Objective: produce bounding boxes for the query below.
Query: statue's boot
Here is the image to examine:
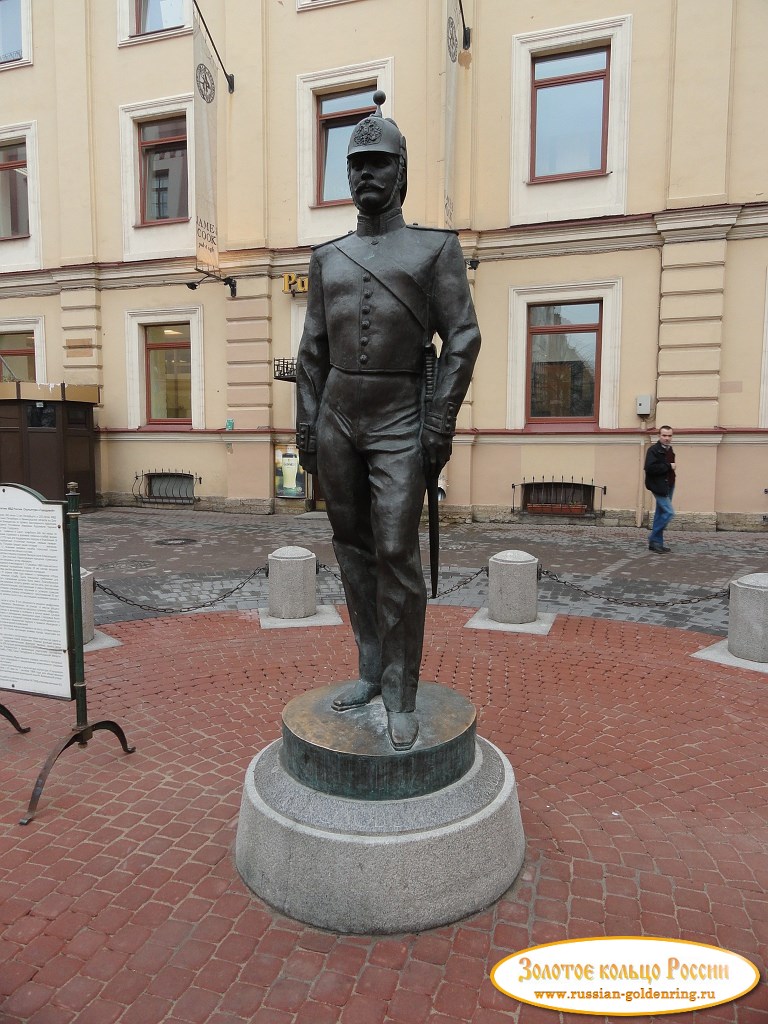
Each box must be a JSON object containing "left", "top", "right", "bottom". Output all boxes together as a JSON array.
[
  {"left": 332, "top": 679, "right": 381, "bottom": 711},
  {"left": 386, "top": 711, "right": 419, "bottom": 751}
]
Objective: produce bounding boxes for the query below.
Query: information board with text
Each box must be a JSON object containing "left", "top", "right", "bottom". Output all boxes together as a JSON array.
[{"left": 0, "top": 484, "right": 74, "bottom": 700}]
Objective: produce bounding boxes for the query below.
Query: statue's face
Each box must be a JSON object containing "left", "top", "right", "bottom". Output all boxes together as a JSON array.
[{"left": 348, "top": 152, "right": 400, "bottom": 214}]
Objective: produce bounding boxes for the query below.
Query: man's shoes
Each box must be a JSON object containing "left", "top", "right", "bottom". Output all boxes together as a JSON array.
[
  {"left": 648, "top": 544, "right": 671, "bottom": 553},
  {"left": 332, "top": 679, "right": 381, "bottom": 711},
  {"left": 387, "top": 711, "right": 419, "bottom": 751}
]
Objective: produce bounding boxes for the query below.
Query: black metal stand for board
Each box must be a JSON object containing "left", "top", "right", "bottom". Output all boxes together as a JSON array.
[
  {"left": 19, "top": 483, "right": 135, "bottom": 825},
  {"left": 0, "top": 704, "right": 30, "bottom": 734}
]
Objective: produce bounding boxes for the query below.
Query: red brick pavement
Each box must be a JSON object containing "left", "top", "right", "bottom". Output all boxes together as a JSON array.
[{"left": 0, "top": 608, "right": 766, "bottom": 1023}]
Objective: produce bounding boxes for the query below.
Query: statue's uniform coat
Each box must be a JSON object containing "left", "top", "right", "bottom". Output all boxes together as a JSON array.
[{"left": 297, "top": 207, "right": 480, "bottom": 714}]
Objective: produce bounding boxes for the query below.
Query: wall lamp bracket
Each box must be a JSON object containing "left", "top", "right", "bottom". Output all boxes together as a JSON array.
[
  {"left": 465, "top": 258, "right": 480, "bottom": 271},
  {"left": 187, "top": 270, "right": 237, "bottom": 297}
]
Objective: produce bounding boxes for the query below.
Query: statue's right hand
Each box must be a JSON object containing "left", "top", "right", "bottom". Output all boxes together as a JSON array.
[{"left": 298, "top": 451, "right": 318, "bottom": 476}]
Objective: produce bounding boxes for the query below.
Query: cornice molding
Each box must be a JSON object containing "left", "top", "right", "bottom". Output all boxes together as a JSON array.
[
  {"left": 654, "top": 205, "right": 741, "bottom": 242},
  {"left": 4, "top": 203, "right": 768, "bottom": 299}
]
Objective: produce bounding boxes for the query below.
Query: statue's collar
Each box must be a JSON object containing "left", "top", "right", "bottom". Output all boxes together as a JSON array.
[{"left": 356, "top": 208, "right": 406, "bottom": 237}]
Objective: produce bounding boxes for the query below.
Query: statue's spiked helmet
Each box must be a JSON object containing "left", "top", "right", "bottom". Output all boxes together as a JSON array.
[{"left": 347, "top": 91, "right": 408, "bottom": 205}]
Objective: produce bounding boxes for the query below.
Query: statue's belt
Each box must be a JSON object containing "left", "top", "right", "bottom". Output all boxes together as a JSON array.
[{"left": 332, "top": 235, "right": 429, "bottom": 334}]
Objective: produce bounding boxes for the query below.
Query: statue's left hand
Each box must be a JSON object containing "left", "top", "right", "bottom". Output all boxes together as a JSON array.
[{"left": 421, "top": 426, "right": 452, "bottom": 476}]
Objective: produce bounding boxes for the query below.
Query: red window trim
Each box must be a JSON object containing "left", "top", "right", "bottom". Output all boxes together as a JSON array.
[
  {"left": 315, "top": 89, "right": 376, "bottom": 207},
  {"left": 137, "top": 117, "right": 188, "bottom": 226},
  {"left": 529, "top": 46, "right": 611, "bottom": 185},
  {"left": 144, "top": 325, "right": 192, "bottom": 424},
  {"left": 525, "top": 301, "right": 603, "bottom": 427}
]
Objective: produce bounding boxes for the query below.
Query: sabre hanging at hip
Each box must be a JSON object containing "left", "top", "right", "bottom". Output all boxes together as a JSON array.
[{"left": 424, "top": 343, "right": 440, "bottom": 600}]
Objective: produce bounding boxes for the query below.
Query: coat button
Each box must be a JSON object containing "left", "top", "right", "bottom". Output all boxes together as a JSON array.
[
  {"left": 359, "top": 353, "right": 369, "bottom": 364},
  {"left": 363, "top": 274, "right": 371, "bottom": 282},
  {"left": 364, "top": 290, "right": 372, "bottom": 298},
  {"left": 362, "top": 305, "right": 370, "bottom": 314},
  {"left": 360, "top": 336, "right": 369, "bottom": 345},
  {"left": 361, "top": 320, "right": 370, "bottom": 330},
  {"left": 371, "top": 239, "right": 379, "bottom": 245}
]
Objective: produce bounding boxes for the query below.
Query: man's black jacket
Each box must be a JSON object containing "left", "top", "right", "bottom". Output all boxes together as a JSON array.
[{"left": 644, "top": 440, "right": 674, "bottom": 497}]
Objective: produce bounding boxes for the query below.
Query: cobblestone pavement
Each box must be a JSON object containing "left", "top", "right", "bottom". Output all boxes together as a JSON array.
[
  {"left": 79, "top": 508, "right": 768, "bottom": 635},
  {"left": 1, "top": 609, "right": 766, "bottom": 1023}
]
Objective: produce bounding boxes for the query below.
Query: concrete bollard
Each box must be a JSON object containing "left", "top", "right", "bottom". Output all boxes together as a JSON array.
[
  {"left": 488, "top": 550, "right": 539, "bottom": 625},
  {"left": 727, "top": 573, "right": 768, "bottom": 663},
  {"left": 80, "top": 568, "right": 95, "bottom": 644},
  {"left": 268, "top": 546, "right": 317, "bottom": 619}
]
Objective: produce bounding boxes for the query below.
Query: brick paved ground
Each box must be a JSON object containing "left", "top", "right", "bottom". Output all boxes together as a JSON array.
[{"left": 1, "top": 602, "right": 766, "bottom": 1023}]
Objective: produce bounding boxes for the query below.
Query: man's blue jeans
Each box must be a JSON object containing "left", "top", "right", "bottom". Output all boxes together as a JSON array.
[{"left": 649, "top": 488, "right": 675, "bottom": 548}]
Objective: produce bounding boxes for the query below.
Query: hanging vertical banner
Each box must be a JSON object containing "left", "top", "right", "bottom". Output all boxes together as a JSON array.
[
  {"left": 443, "top": 0, "right": 461, "bottom": 228},
  {"left": 194, "top": 8, "right": 219, "bottom": 274}
]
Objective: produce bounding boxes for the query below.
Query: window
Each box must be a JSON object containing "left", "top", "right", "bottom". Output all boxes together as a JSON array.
[
  {"left": 0, "top": 122, "right": 39, "bottom": 270},
  {"left": 120, "top": 97, "right": 194, "bottom": 260},
  {"left": 508, "top": 281, "right": 621, "bottom": 430},
  {"left": 511, "top": 16, "right": 631, "bottom": 225},
  {"left": 297, "top": 59, "right": 393, "bottom": 245},
  {"left": 139, "top": 116, "right": 188, "bottom": 224},
  {"left": 118, "top": 0, "right": 190, "bottom": 45},
  {"left": 0, "top": 330, "right": 34, "bottom": 380},
  {"left": 317, "top": 88, "right": 376, "bottom": 205},
  {"left": 527, "top": 303, "right": 601, "bottom": 422},
  {"left": 125, "top": 307, "right": 203, "bottom": 428},
  {"left": 0, "top": 0, "right": 21, "bottom": 63},
  {"left": 145, "top": 323, "right": 192, "bottom": 422},
  {"left": 0, "top": 140, "right": 28, "bottom": 238},
  {"left": 531, "top": 48, "right": 609, "bottom": 182},
  {"left": 134, "top": 0, "right": 184, "bottom": 35},
  {"left": 0, "top": 318, "right": 45, "bottom": 381}
]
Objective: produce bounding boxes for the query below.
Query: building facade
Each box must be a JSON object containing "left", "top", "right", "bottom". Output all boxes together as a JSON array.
[{"left": 1, "top": 0, "right": 767, "bottom": 529}]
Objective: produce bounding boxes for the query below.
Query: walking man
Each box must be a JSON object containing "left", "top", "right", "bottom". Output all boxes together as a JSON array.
[
  {"left": 295, "top": 92, "right": 481, "bottom": 751},
  {"left": 644, "top": 425, "right": 676, "bottom": 553}
]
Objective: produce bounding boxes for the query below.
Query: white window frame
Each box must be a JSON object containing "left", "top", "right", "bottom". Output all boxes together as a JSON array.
[
  {"left": 0, "top": 0, "right": 32, "bottom": 71},
  {"left": 297, "top": 0, "right": 361, "bottom": 9},
  {"left": 0, "top": 120, "right": 41, "bottom": 272},
  {"left": 291, "top": 300, "right": 307, "bottom": 358},
  {"left": 508, "top": 280, "right": 622, "bottom": 430},
  {"left": 125, "top": 306, "right": 204, "bottom": 429},
  {"left": 119, "top": 95, "right": 194, "bottom": 262},
  {"left": 0, "top": 315, "right": 46, "bottom": 383},
  {"left": 117, "top": 0, "right": 192, "bottom": 47},
  {"left": 297, "top": 58, "right": 394, "bottom": 246},
  {"left": 510, "top": 15, "right": 632, "bottom": 225}
]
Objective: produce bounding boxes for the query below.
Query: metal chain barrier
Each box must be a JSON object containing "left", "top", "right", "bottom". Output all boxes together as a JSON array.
[
  {"left": 319, "top": 562, "right": 488, "bottom": 600},
  {"left": 430, "top": 566, "right": 488, "bottom": 600},
  {"left": 539, "top": 567, "right": 730, "bottom": 609},
  {"left": 95, "top": 567, "right": 267, "bottom": 615},
  {"left": 95, "top": 561, "right": 730, "bottom": 616}
]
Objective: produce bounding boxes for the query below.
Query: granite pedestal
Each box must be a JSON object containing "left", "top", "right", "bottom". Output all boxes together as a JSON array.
[{"left": 236, "top": 681, "right": 525, "bottom": 934}]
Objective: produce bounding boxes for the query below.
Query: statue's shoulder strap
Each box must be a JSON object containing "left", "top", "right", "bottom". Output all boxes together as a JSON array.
[
  {"left": 312, "top": 230, "right": 355, "bottom": 252},
  {"left": 332, "top": 234, "right": 429, "bottom": 331}
]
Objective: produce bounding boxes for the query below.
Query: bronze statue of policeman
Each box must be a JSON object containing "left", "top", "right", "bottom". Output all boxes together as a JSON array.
[{"left": 296, "top": 92, "right": 481, "bottom": 752}]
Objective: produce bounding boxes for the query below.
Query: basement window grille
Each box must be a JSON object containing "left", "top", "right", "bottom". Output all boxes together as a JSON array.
[
  {"left": 512, "top": 478, "right": 606, "bottom": 517},
  {"left": 133, "top": 469, "right": 201, "bottom": 506}
]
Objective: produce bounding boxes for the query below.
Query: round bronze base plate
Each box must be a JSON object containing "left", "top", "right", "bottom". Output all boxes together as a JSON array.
[{"left": 280, "top": 681, "right": 476, "bottom": 800}]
